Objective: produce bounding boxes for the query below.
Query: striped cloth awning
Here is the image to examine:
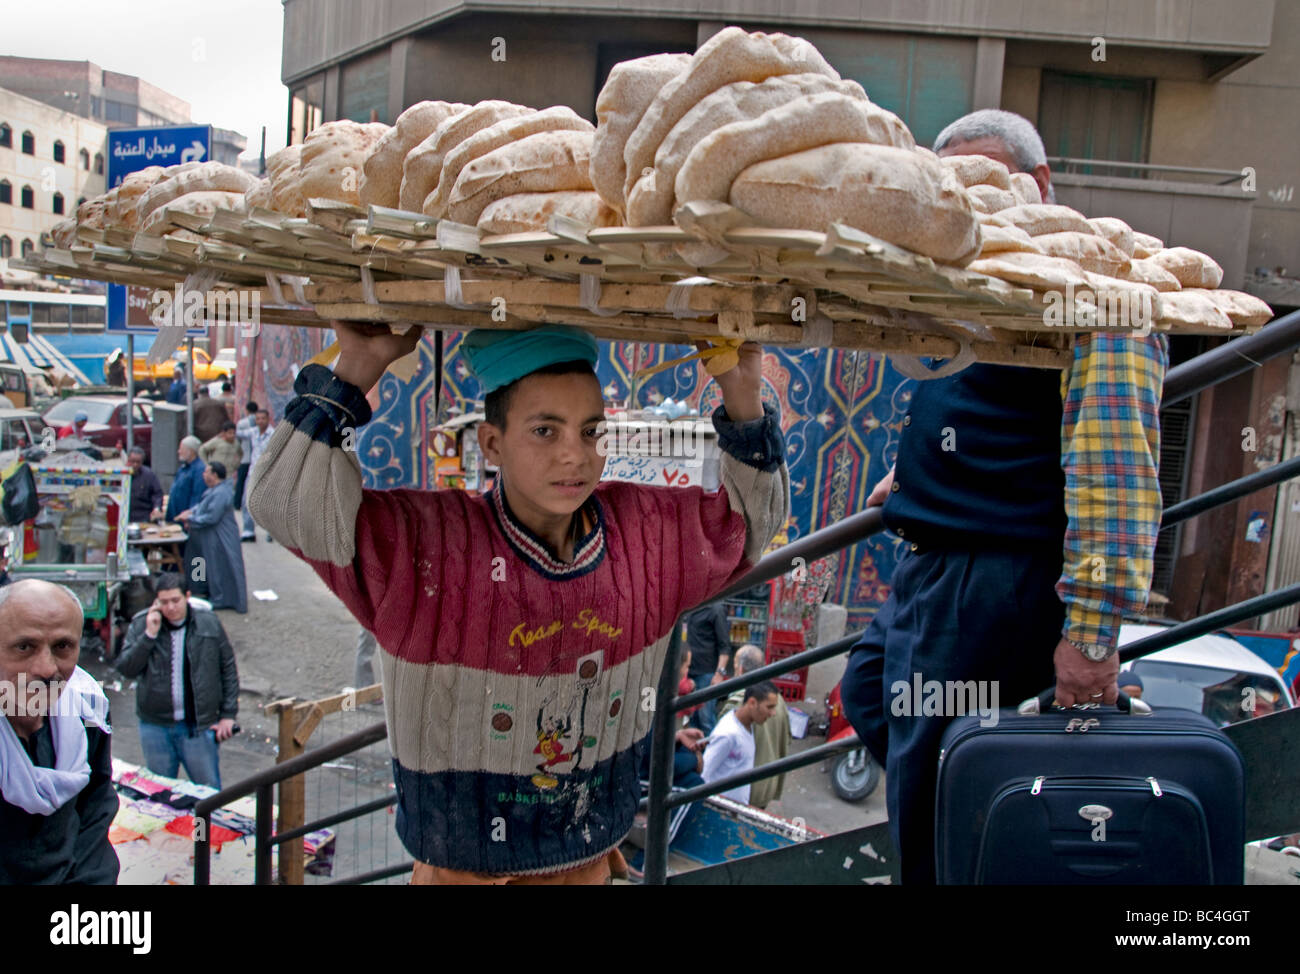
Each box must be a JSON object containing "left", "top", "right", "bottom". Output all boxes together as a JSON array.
[{"left": 0, "top": 333, "right": 91, "bottom": 384}]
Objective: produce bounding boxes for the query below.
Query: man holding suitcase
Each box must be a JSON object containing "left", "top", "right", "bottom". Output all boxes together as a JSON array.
[{"left": 840, "top": 109, "right": 1168, "bottom": 884}]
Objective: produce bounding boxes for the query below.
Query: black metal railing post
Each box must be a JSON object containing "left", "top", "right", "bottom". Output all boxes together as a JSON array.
[
  {"left": 254, "top": 782, "right": 274, "bottom": 885},
  {"left": 643, "top": 625, "right": 684, "bottom": 886},
  {"left": 1162, "top": 310, "right": 1300, "bottom": 407}
]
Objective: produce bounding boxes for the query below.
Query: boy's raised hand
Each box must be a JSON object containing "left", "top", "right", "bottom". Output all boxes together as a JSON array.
[
  {"left": 331, "top": 320, "right": 424, "bottom": 393},
  {"left": 702, "top": 340, "right": 764, "bottom": 422}
]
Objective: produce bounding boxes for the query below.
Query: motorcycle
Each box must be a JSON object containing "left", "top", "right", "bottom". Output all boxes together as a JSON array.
[{"left": 823, "top": 681, "right": 882, "bottom": 802}]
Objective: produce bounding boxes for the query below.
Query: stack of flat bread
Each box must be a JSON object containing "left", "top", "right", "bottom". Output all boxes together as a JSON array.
[
  {"left": 253, "top": 120, "right": 391, "bottom": 218},
  {"left": 955, "top": 162, "right": 1269, "bottom": 329},
  {"left": 339, "top": 98, "right": 618, "bottom": 234},
  {"left": 590, "top": 27, "right": 979, "bottom": 265},
  {"left": 59, "top": 162, "right": 257, "bottom": 242}
]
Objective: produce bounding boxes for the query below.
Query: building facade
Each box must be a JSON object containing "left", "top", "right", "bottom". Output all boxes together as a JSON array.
[
  {"left": 0, "top": 86, "right": 106, "bottom": 273},
  {"left": 274, "top": 0, "right": 1299, "bottom": 627},
  {"left": 0, "top": 57, "right": 247, "bottom": 171}
]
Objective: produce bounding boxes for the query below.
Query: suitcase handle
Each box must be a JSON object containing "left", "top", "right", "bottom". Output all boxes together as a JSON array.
[{"left": 1017, "top": 687, "right": 1152, "bottom": 716}]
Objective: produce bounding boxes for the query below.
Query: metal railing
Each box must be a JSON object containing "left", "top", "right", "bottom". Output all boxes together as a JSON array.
[
  {"left": 1047, "top": 156, "right": 1247, "bottom": 187},
  {"left": 193, "top": 719, "right": 411, "bottom": 885},
  {"left": 642, "top": 312, "right": 1300, "bottom": 883},
  {"left": 194, "top": 313, "right": 1300, "bottom": 885}
]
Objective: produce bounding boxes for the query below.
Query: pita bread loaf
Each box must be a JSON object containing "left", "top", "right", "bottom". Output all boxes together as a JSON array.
[
  {"left": 426, "top": 106, "right": 593, "bottom": 218},
  {"left": 292, "top": 120, "right": 389, "bottom": 209},
  {"left": 939, "top": 154, "right": 1011, "bottom": 190},
  {"left": 244, "top": 177, "right": 273, "bottom": 211},
  {"left": 977, "top": 222, "right": 1041, "bottom": 256},
  {"left": 1158, "top": 289, "right": 1233, "bottom": 330},
  {"left": 590, "top": 53, "right": 692, "bottom": 215},
  {"left": 1008, "top": 172, "right": 1042, "bottom": 205},
  {"left": 75, "top": 194, "right": 109, "bottom": 231},
  {"left": 997, "top": 203, "right": 1094, "bottom": 237},
  {"left": 399, "top": 101, "right": 532, "bottom": 212},
  {"left": 1148, "top": 246, "right": 1224, "bottom": 289},
  {"left": 676, "top": 92, "right": 915, "bottom": 209},
  {"left": 268, "top": 145, "right": 306, "bottom": 216},
  {"left": 477, "top": 191, "right": 619, "bottom": 234},
  {"left": 968, "top": 251, "right": 1089, "bottom": 291},
  {"left": 1122, "top": 257, "right": 1182, "bottom": 292},
  {"left": 444, "top": 129, "right": 594, "bottom": 226},
  {"left": 728, "top": 142, "right": 980, "bottom": 264},
  {"left": 1087, "top": 217, "right": 1135, "bottom": 257},
  {"left": 136, "top": 162, "right": 258, "bottom": 223},
  {"left": 966, "top": 184, "right": 1017, "bottom": 214},
  {"left": 625, "top": 73, "right": 870, "bottom": 227},
  {"left": 1033, "top": 231, "right": 1130, "bottom": 276},
  {"left": 109, "top": 166, "right": 166, "bottom": 230},
  {"left": 359, "top": 100, "right": 469, "bottom": 208},
  {"left": 265, "top": 144, "right": 302, "bottom": 181},
  {"left": 623, "top": 27, "right": 839, "bottom": 200},
  {"left": 1131, "top": 231, "right": 1164, "bottom": 259},
  {"left": 49, "top": 217, "right": 77, "bottom": 248},
  {"left": 1196, "top": 288, "right": 1273, "bottom": 327},
  {"left": 140, "top": 191, "right": 245, "bottom": 234}
]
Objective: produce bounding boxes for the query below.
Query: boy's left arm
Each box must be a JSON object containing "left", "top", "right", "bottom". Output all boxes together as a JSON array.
[{"left": 710, "top": 342, "right": 791, "bottom": 566}]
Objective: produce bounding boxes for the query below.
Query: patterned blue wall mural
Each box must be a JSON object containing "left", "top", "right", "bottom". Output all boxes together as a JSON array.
[{"left": 244, "top": 327, "right": 914, "bottom": 626}]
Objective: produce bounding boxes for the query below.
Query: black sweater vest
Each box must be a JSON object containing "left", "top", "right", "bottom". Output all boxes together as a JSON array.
[{"left": 882, "top": 363, "right": 1067, "bottom": 550}]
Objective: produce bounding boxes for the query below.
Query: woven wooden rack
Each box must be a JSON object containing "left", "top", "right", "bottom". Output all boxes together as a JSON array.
[{"left": 15, "top": 197, "right": 1256, "bottom": 372}]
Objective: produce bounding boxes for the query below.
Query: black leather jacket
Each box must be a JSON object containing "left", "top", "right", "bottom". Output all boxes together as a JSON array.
[{"left": 115, "top": 606, "right": 239, "bottom": 725}]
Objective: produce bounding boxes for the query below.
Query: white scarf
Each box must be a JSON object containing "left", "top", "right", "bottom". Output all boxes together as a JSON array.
[{"left": 0, "top": 666, "right": 111, "bottom": 816}]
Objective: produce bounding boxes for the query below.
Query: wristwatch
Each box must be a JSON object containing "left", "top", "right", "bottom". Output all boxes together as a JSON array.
[{"left": 1065, "top": 635, "right": 1117, "bottom": 662}]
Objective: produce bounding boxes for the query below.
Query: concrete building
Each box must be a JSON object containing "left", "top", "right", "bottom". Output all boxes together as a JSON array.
[
  {"left": 0, "top": 85, "right": 106, "bottom": 273},
  {"left": 276, "top": 0, "right": 1300, "bottom": 625},
  {"left": 0, "top": 57, "right": 247, "bottom": 170}
]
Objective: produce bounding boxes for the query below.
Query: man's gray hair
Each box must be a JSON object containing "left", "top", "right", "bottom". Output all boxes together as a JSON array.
[
  {"left": 128, "top": 446, "right": 146, "bottom": 458},
  {"left": 0, "top": 578, "right": 85, "bottom": 625},
  {"left": 933, "top": 109, "right": 1048, "bottom": 174},
  {"left": 734, "top": 644, "right": 765, "bottom": 675}
]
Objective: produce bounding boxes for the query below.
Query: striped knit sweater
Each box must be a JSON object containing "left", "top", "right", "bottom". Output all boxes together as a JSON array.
[{"left": 248, "top": 364, "right": 789, "bottom": 874}]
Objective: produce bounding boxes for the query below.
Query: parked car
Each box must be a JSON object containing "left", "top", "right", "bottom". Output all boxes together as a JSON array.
[
  {"left": 41, "top": 395, "right": 153, "bottom": 461},
  {"left": 1120, "top": 623, "right": 1295, "bottom": 725},
  {"left": 132, "top": 346, "right": 230, "bottom": 393},
  {"left": 0, "top": 407, "right": 43, "bottom": 454},
  {"left": 212, "top": 347, "right": 238, "bottom": 378}
]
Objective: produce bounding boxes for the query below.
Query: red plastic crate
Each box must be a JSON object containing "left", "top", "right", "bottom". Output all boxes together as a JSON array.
[
  {"left": 773, "top": 678, "right": 806, "bottom": 703},
  {"left": 767, "top": 629, "right": 808, "bottom": 693}
]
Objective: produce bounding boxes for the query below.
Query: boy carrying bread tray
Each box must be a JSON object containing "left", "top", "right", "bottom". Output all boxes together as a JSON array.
[{"left": 247, "top": 322, "right": 790, "bottom": 885}]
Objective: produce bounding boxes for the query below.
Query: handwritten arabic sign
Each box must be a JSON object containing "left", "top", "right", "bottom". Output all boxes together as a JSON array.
[{"left": 602, "top": 454, "right": 704, "bottom": 488}]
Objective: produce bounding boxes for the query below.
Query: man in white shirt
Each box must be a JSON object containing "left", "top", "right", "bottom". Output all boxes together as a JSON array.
[
  {"left": 701, "top": 680, "right": 780, "bottom": 803},
  {"left": 240, "top": 408, "right": 274, "bottom": 541}
]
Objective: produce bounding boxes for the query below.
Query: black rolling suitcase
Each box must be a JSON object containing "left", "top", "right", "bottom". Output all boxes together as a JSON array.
[{"left": 934, "top": 692, "right": 1245, "bottom": 884}]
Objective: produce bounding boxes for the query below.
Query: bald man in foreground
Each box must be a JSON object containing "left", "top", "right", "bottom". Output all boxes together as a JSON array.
[{"left": 0, "top": 580, "right": 119, "bottom": 884}]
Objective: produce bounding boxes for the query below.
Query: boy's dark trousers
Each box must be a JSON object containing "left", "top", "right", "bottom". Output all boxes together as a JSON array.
[{"left": 839, "top": 544, "right": 1063, "bottom": 884}]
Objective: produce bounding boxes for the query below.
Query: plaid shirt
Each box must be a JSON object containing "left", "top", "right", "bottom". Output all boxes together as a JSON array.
[{"left": 1058, "top": 332, "right": 1169, "bottom": 652}]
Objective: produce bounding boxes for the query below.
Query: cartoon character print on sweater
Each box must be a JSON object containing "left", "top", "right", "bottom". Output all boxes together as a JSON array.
[{"left": 530, "top": 648, "right": 603, "bottom": 789}]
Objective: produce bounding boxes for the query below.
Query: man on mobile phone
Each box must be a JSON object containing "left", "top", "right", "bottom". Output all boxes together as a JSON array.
[{"left": 114, "top": 573, "right": 240, "bottom": 789}]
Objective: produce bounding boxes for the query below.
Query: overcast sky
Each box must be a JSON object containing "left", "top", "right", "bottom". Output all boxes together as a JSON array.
[{"left": 7, "top": 0, "right": 288, "bottom": 158}]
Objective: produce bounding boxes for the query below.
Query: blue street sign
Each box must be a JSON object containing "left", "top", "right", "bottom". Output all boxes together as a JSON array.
[
  {"left": 106, "top": 125, "right": 213, "bottom": 188},
  {"left": 106, "top": 125, "right": 213, "bottom": 334}
]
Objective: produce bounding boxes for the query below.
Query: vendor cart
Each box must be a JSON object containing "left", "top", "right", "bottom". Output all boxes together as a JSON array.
[{"left": 3, "top": 451, "right": 134, "bottom": 653}]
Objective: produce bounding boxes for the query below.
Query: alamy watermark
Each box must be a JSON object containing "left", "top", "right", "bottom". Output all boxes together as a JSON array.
[
  {"left": 595, "top": 421, "right": 707, "bottom": 459},
  {"left": 890, "top": 673, "right": 1000, "bottom": 727},
  {"left": 1041, "top": 283, "right": 1155, "bottom": 335},
  {"left": 0, "top": 674, "right": 96, "bottom": 718},
  {"left": 148, "top": 283, "right": 260, "bottom": 337}
]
